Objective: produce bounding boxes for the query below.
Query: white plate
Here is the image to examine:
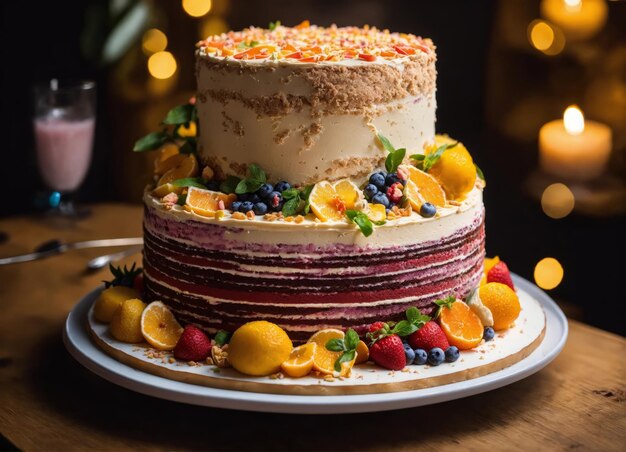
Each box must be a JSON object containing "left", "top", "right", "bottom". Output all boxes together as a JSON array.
[{"left": 63, "top": 275, "right": 568, "bottom": 414}]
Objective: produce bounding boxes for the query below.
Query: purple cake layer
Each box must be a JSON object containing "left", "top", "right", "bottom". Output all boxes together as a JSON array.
[{"left": 143, "top": 204, "right": 486, "bottom": 342}]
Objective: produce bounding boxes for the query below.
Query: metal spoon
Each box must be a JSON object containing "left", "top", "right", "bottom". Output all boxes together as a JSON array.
[{"left": 86, "top": 246, "right": 143, "bottom": 271}]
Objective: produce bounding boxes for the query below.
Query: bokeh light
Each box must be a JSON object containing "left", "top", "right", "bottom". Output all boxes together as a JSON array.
[
  {"left": 148, "top": 51, "right": 177, "bottom": 79},
  {"left": 182, "top": 0, "right": 212, "bottom": 17},
  {"left": 528, "top": 20, "right": 565, "bottom": 56},
  {"left": 199, "top": 16, "right": 229, "bottom": 39},
  {"left": 541, "top": 183, "right": 575, "bottom": 219},
  {"left": 563, "top": 105, "right": 585, "bottom": 135},
  {"left": 142, "top": 28, "right": 168, "bottom": 55},
  {"left": 534, "top": 258, "right": 564, "bottom": 290}
]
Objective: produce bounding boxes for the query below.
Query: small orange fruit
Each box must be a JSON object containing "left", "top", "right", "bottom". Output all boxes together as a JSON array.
[
  {"left": 479, "top": 283, "right": 521, "bottom": 331},
  {"left": 185, "top": 186, "right": 237, "bottom": 217},
  {"left": 109, "top": 298, "right": 147, "bottom": 343},
  {"left": 355, "top": 340, "right": 369, "bottom": 364},
  {"left": 426, "top": 135, "right": 476, "bottom": 201},
  {"left": 281, "top": 342, "right": 317, "bottom": 378},
  {"left": 309, "top": 179, "right": 361, "bottom": 222},
  {"left": 93, "top": 286, "right": 139, "bottom": 323},
  {"left": 484, "top": 256, "right": 500, "bottom": 275},
  {"left": 307, "top": 328, "right": 356, "bottom": 376},
  {"left": 228, "top": 321, "right": 293, "bottom": 376},
  {"left": 141, "top": 301, "right": 184, "bottom": 351},
  {"left": 154, "top": 142, "right": 182, "bottom": 175},
  {"left": 157, "top": 153, "right": 199, "bottom": 186},
  {"left": 400, "top": 165, "right": 446, "bottom": 210},
  {"left": 439, "top": 300, "right": 484, "bottom": 350}
]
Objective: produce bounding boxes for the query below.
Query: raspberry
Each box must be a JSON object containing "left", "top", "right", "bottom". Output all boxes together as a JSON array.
[{"left": 386, "top": 182, "right": 404, "bottom": 204}]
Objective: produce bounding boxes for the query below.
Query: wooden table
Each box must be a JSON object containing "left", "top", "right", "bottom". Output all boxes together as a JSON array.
[{"left": 0, "top": 203, "right": 624, "bottom": 450}]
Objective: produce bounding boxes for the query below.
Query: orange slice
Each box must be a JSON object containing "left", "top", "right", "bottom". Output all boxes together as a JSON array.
[
  {"left": 309, "top": 179, "right": 361, "bottom": 222},
  {"left": 280, "top": 342, "right": 317, "bottom": 378},
  {"left": 140, "top": 301, "right": 183, "bottom": 351},
  {"left": 479, "top": 283, "right": 521, "bottom": 331},
  {"left": 152, "top": 183, "right": 183, "bottom": 198},
  {"left": 366, "top": 204, "right": 387, "bottom": 223},
  {"left": 438, "top": 300, "right": 484, "bottom": 350},
  {"left": 153, "top": 142, "right": 181, "bottom": 175},
  {"left": 157, "top": 153, "right": 199, "bottom": 186},
  {"left": 307, "top": 328, "right": 355, "bottom": 376},
  {"left": 400, "top": 164, "right": 446, "bottom": 210},
  {"left": 355, "top": 340, "right": 369, "bottom": 364},
  {"left": 185, "top": 186, "right": 237, "bottom": 217}
]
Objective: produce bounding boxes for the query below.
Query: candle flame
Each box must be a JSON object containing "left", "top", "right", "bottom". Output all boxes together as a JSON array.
[
  {"left": 563, "top": 105, "right": 585, "bottom": 135},
  {"left": 564, "top": 0, "right": 581, "bottom": 8}
]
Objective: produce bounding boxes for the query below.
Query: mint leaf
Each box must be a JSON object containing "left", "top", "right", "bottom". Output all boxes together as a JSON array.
[
  {"left": 434, "top": 295, "right": 457, "bottom": 318},
  {"left": 406, "top": 306, "right": 420, "bottom": 323},
  {"left": 392, "top": 320, "right": 419, "bottom": 337},
  {"left": 410, "top": 153, "right": 426, "bottom": 161},
  {"left": 220, "top": 175, "right": 241, "bottom": 194},
  {"left": 214, "top": 330, "right": 231, "bottom": 346},
  {"left": 171, "top": 177, "right": 207, "bottom": 189},
  {"left": 133, "top": 131, "right": 169, "bottom": 152},
  {"left": 301, "top": 185, "right": 314, "bottom": 215},
  {"left": 475, "top": 163, "right": 485, "bottom": 181},
  {"left": 269, "top": 20, "right": 281, "bottom": 31},
  {"left": 344, "top": 329, "right": 359, "bottom": 350},
  {"left": 282, "top": 197, "right": 300, "bottom": 216},
  {"left": 346, "top": 210, "right": 374, "bottom": 237},
  {"left": 163, "top": 104, "right": 195, "bottom": 125},
  {"left": 326, "top": 329, "right": 359, "bottom": 372},
  {"left": 334, "top": 350, "right": 356, "bottom": 372},
  {"left": 423, "top": 142, "right": 458, "bottom": 172},
  {"left": 281, "top": 188, "right": 299, "bottom": 199},
  {"left": 176, "top": 194, "right": 187, "bottom": 206},
  {"left": 377, "top": 133, "right": 396, "bottom": 153},
  {"left": 326, "top": 338, "right": 346, "bottom": 352},
  {"left": 385, "top": 148, "right": 406, "bottom": 173},
  {"left": 247, "top": 163, "right": 266, "bottom": 183},
  {"left": 235, "top": 164, "right": 267, "bottom": 194}
]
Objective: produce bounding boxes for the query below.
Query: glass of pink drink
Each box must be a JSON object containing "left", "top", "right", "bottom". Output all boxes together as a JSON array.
[{"left": 33, "top": 80, "right": 96, "bottom": 217}]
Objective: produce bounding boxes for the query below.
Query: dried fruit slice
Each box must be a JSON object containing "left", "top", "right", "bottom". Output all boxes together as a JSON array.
[
  {"left": 309, "top": 179, "right": 361, "bottom": 222},
  {"left": 281, "top": 342, "right": 317, "bottom": 378},
  {"left": 154, "top": 142, "right": 182, "bottom": 175},
  {"left": 185, "top": 186, "right": 237, "bottom": 217},
  {"left": 307, "top": 328, "right": 355, "bottom": 376},
  {"left": 141, "top": 301, "right": 184, "bottom": 351},
  {"left": 157, "top": 153, "right": 199, "bottom": 186},
  {"left": 400, "top": 165, "right": 446, "bottom": 210},
  {"left": 438, "top": 300, "right": 484, "bottom": 350}
]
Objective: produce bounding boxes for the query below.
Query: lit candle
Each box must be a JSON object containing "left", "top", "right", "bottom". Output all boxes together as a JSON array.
[
  {"left": 540, "top": 0, "right": 608, "bottom": 41},
  {"left": 539, "top": 106, "right": 612, "bottom": 182}
]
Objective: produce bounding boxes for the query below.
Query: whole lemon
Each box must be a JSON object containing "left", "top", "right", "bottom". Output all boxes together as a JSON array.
[
  {"left": 426, "top": 135, "right": 476, "bottom": 200},
  {"left": 109, "top": 298, "right": 146, "bottom": 343},
  {"left": 228, "top": 321, "right": 293, "bottom": 376},
  {"left": 93, "top": 286, "right": 139, "bottom": 323},
  {"left": 479, "top": 283, "right": 521, "bottom": 331}
]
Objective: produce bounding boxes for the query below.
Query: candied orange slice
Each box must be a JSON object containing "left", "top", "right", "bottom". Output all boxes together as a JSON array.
[
  {"left": 307, "top": 329, "right": 355, "bottom": 376},
  {"left": 140, "top": 301, "right": 183, "bottom": 351},
  {"left": 185, "top": 186, "right": 237, "bottom": 217},
  {"left": 438, "top": 300, "right": 484, "bottom": 350},
  {"left": 157, "top": 153, "right": 199, "bottom": 186},
  {"left": 400, "top": 165, "right": 446, "bottom": 210},
  {"left": 309, "top": 179, "right": 361, "bottom": 222},
  {"left": 154, "top": 142, "right": 182, "bottom": 175},
  {"left": 281, "top": 342, "right": 317, "bottom": 378}
]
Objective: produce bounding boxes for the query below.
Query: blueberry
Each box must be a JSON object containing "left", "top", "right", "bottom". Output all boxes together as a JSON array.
[
  {"left": 363, "top": 184, "right": 378, "bottom": 200},
  {"left": 257, "top": 183, "right": 274, "bottom": 199},
  {"left": 371, "top": 192, "right": 390, "bottom": 208},
  {"left": 253, "top": 202, "right": 268, "bottom": 215},
  {"left": 247, "top": 193, "right": 261, "bottom": 204},
  {"left": 420, "top": 202, "right": 437, "bottom": 218},
  {"left": 240, "top": 201, "right": 254, "bottom": 213},
  {"left": 238, "top": 193, "right": 250, "bottom": 202},
  {"left": 414, "top": 348, "right": 428, "bottom": 365},
  {"left": 403, "top": 343, "right": 415, "bottom": 365},
  {"left": 266, "top": 191, "right": 283, "bottom": 210},
  {"left": 369, "top": 172, "right": 387, "bottom": 190},
  {"left": 206, "top": 180, "right": 220, "bottom": 191},
  {"left": 385, "top": 172, "right": 402, "bottom": 187},
  {"left": 427, "top": 347, "right": 445, "bottom": 366},
  {"left": 445, "top": 346, "right": 460, "bottom": 363},
  {"left": 483, "top": 326, "right": 495, "bottom": 341},
  {"left": 274, "top": 181, "right": 291, "bottom": 193},
  {"left": 231, "top": 201, "right": 242, "bottom": 212}
]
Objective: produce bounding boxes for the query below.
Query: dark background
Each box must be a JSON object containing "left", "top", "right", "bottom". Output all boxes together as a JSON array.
[{"left": 1, "top": 0, "right": 624, "bottom": 335}]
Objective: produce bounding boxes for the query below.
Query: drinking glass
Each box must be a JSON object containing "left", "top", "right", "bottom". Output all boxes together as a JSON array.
[{"left": 33, "top": 80, "right": 96, "bottom": 217}]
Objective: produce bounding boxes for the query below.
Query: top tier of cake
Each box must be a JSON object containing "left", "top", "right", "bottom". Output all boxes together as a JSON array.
[{"left": 195, "top": 23, "right": 436, "bottom": 185}]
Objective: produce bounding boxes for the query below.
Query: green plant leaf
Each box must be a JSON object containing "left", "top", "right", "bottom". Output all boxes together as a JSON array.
[
  {"left": 423, "top": 142, "right": 458, "bottom": 172},
  {"left": 171, "top": 177, "right": 207, "bottom": 189},
  {"left": 392, "top": 320, "right": 419, "bottom": 337},
  {"left": 344, "top": 329, "right": 359, "bottom": 350},
  {"left": 434, "top": 295, "right": 457, "bottom": 318},
  {"left": 214, "top": 330, "right": 231, "bottom": 346},
  {"left": 410, "top": 153, "right": 425, "bottom": 161},
  {"left": 281, "top": 188, "right": 299, "bottom": 199},
  {"left": 220, "top": 175, "right": 241, "bottom": 194},
  {"left": 247, "top": 164, "right": 266, "bottom": 182},
  {"left": 163, "top": 104, "right": 195, "bottom": 125},
  {"left": 176, "top": 194, "right": 187, "bottom": 206},
  {"left": 301, "top": 185, "right": 314, "bottom": 215},
  {"left": 475, "top": 163, "right": 485, "bottom": 181},
  {"left": 377, "top": 133, "right": 396, "bottom": 153},
  {"left": 133, "top": 131, "right": 169, "bottom": 152},
  {"left": 385, "top": 148, "right": 406, "bottom": 173},
  {"left": 282, "top": 197, "right": 300, "bottom": 216},
  {"left": 235, "top": 164, "right": 267, "bottom": 194},
  {"left": 326, "top": 338, "right": 346, "bottom": 352},
  {"left": 269, "top": 20, "right": 281, "bottom": 31},
  {"left": 406, "top": 306, "right": 420, "bottom": 323},
  {"left": 178, "top": 138, "right": 197, "bottom": 155},
  {"left": 346, "top": 210, "right": 374, "bottom": 237},
  {"left": 334, "top": 350, "right": 356, "bottom": 372}
]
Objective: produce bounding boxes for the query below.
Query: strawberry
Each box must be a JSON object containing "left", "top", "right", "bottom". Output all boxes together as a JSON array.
[
  {"left": 408, "top": 321, "right": 449, "bottom": 351},
  {"left": 369, "top": 334, "right": 406, "bottom": 370},
  {"left": 173, "top": 325, "right": 212, "bottom": 361},
  {"left": 487, "top": 261, "right": 515, "bottom": 291},
  {"left": 133, "top": 273, "right": 144, "bottom": 296},
  {"left": 368, "top": 321, "right": 386, "bottom": 333}
]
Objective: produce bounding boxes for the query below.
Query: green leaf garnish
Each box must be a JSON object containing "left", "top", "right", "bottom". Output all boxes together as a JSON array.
[
  {"left": 214, "top": 330, "right": 231, "bottom": 346},
  {"left": 282, "top": 197, "right": 300, "bottom": 216},
  {"left": 133, "top": 131, "right": 169, "bottom": 152},
  {"left": 235, "top": 164, "right": 267, "bottom": 194},
  {"left": 365, "top": 307, "right": 431, "bottom": 345},
  {"left": 433, "top": 295, "right": 457, "bottom": 318},
  {"left": 220, "top": 175, "right": 242, "bottom": 194},
  {"left": 409, "top": 153, "right": 425, "bottom": 161},
  {"left": 301, "top": 185, "right": 314, "bottom": 215},
  {"left": 377, "top": 133, "right": 396, "bottom": 153},
  {"left": 176, "top": 194, "right": 187, "bottom": 206},
  {"left": 163, "top": 104, "right": 195, "bottom": 125},
  {"left": 171, "top": 177, "right": 207, "bottom": 189},
  {"left": 378, "top": 133, "right": 406, "bottom": 174},
  {"left": 281, "top": 185, "right": 313, "bottom": 217},
  {"left": 104, "top": 262, "right": 142, "bottom": 288},
  {"left": 325, "top": 328, "right": 359, "bottom": 372},
  {"left": 269, "top": 20, "right": 281, "bottom": 31},
  {"left": 178, "top": 138, "right": 197, "bottom": 154},
  {"left": 422, "top": 142, "right": 458, "bottom": 172},
  {"left": 237, "top": 40, "right": 260, "bottom": 49},
  {"left": 281, "top": 188, "right": 299, "bottom": 199},
  {"left": 475, "top": 163, "right": 485, "bottom": 181},
  {"left": 346, "top": 210, "right": 374, "bottom": 237}
]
